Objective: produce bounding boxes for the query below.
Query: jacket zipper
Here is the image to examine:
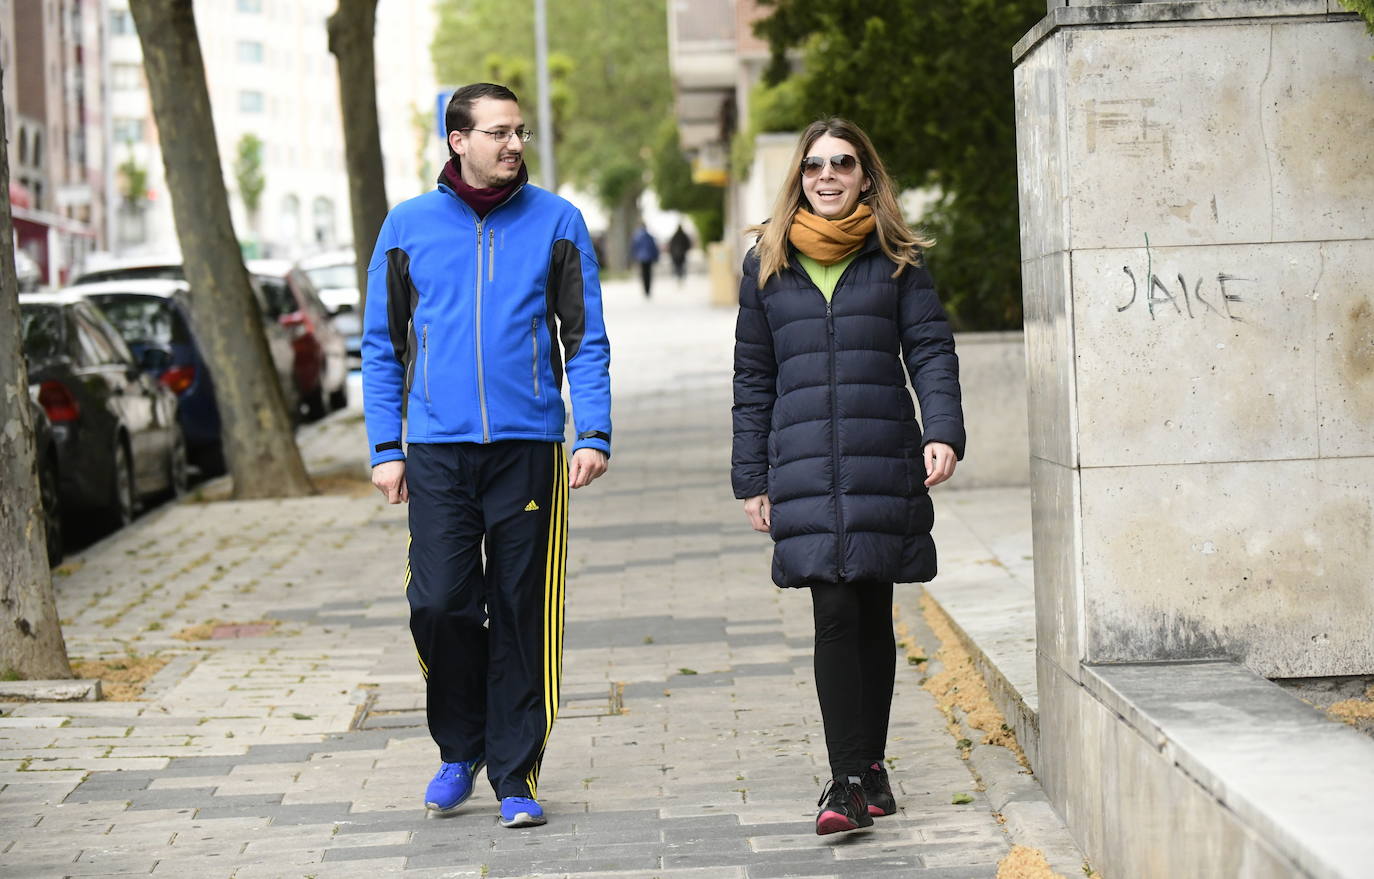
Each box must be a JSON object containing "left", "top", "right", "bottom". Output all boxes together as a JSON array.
[
  {"left": 825, "top": 300, "right": 845, "bottom": 581},
  {"left": 422, "top": 323, "right": 431, "bottom": 402},
  {"left": 488, "top": 229, "right": 495, "bottom": 282},
  {"left": 797, "top": 255, "right": 865, "bottom": 582},
  {"left": 531, "top": 318, "right": 541, "bottom": 397},
  {"left": 442, "top": 184, "right": 524, "bottom": 445},
  {"left": 474, "top": 221, "right": 490, "bottom": 441}
]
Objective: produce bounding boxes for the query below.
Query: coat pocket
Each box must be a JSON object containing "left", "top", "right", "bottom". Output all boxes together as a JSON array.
[{"left": 530, "top": 318, "right": 541, "bottom": 397}]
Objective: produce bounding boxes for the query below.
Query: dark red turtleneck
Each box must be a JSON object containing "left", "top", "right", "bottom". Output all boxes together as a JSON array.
[{"left": 440, "top": 157, "right": 527, "bottom": 219}]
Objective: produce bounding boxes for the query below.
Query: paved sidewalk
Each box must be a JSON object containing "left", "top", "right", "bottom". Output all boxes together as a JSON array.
[{"left": 0, "top": 274, "right": 1072, "bottom": 878}]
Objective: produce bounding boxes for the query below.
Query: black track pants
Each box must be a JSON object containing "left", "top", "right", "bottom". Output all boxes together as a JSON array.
[
  {"left": 405, "top": 441, "right": 568, "bottom": 799},
  {"left": 809, "top": 581, "right": 896, "bottom": 779}
]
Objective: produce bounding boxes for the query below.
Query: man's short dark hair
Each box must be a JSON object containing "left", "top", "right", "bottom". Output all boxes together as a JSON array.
[{"left": 445, "top": 83, "right": 519, "bottom": 159}]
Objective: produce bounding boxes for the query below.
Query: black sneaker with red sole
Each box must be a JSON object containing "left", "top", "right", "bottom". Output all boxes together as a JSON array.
[
  {"left": 815, "top": 778, "right": 875, "bottom": 835},
  {"left": 860, "top": 761, "right": 897, "bottom": 816}
]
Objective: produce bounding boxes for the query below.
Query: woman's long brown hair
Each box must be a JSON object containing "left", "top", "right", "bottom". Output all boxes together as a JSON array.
[{"left": 746, "top": 117, "right": 932, "bottom": 285}]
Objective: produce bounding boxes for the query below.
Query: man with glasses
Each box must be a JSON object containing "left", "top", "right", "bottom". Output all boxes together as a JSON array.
[{"left": 362, "top": 82, "right": 611, "bottom": 829}]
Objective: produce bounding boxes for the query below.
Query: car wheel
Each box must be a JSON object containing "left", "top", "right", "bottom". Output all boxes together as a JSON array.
[
  {"left": 193, "top": 441, "right": 226, "bottom": 478},
  {"left": 166, "top": 428, "right": 189, "bottom": 499},
  {"left": 304, "top": 380, "right": 327, "bottom": 421},
  {"left": 101, "top": 438, "right": 135, "bottom": 532},
  {"left": 40, "top": 450, "right": 63, "bottom": 566},
  {"left": 328, "top": 377, "right": 348, "bottom": 411}
]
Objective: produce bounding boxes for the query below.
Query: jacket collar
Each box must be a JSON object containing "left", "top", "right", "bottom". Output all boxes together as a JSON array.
[{"left": 436, "top": 158, "right": 528, "bottom": 219}]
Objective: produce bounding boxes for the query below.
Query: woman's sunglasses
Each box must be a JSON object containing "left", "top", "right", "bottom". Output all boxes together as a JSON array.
[{"left": 800, "top": 154, "right": 859, "bottom": 177}]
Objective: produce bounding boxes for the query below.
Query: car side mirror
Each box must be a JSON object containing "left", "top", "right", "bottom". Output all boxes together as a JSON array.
[{"left": 139, "top": 344, "right": 173, "bottom": 373}]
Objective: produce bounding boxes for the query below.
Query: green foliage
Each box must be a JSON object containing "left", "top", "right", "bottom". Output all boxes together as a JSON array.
[
  {"left": 730, "top": 77, "right": 811, "bottom": 176},
  {"left": 1338, "top": 0, "right": 1374, "bottom": 53},
  {"left": 651, "top": 120, "right": 725, "bottom": 243},
  {"left": 753, "top": 0, "right": 1044, "bottom": 331},
  {"left": 118, "top": 152, "right": 148, "bottom": 206},
  {"left": 431, "top": 0, "right": 671, "bottom": 210},
  {"left": 233, "top": 133, "right": 265, "bottom": 219}
]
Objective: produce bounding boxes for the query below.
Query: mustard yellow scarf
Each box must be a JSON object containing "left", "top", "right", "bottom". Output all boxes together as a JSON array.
[{"left": 788, "top": 204, "right": 876, "bottom": 265}]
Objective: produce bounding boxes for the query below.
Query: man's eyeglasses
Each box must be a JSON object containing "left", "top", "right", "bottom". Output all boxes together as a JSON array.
[
  {"left": 461, "top": 127, "right": 534, "bottom": 144},
  {"left": 800, "top": 154, "right": 858, "bottom": 177}
]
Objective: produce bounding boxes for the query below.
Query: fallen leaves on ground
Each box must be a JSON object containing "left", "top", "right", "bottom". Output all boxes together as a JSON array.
[
  {"left": 71, "top": 654, "right": 171, "bottom": 701},
  {"left": 1328, "top": 684, "right": 1374, "bottom": 725},
  {"left": 996, "top": 845, "right": 1069, "bottom": 879},
  {"left": 918, "top": 591, "right": 1028, "bottom": 765}
]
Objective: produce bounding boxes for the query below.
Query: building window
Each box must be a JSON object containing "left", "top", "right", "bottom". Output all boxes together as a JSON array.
[
  {"left": 279, "top": 194, "right": 300, "bottom": 244},
  {"left": 113, "top": 118, "right": 144, "bottom": 144},
  {"left": 237, "top": 0, "right": 263, "bottom": 12},
  {"left": 239, "top": 90, "right": 265, "bottom": 113},
  {"left": 237, "top": 40, "right": 264, "bottom": 64},
  {"left": 312, "top": 196, "right": 335, "bottom": 246},
  {"left": 112, "top": 62, "right": 142, "bottom": 91},
  {"left": 110, "top": 9, "right": 135, "bottom": 35}
]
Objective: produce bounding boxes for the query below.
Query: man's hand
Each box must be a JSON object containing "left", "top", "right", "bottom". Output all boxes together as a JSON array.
[
  {"left": 923, "top": 441, "right": 957, "bottom": 487},
  {"left": 372, "top": 460, "right": 409, "bottom": 504},
  {"left": 743, "top": 494, "right": 771, "bottom": 533},
  {"left": 569, "top": 449, "right": 608, "bottom": 489}
]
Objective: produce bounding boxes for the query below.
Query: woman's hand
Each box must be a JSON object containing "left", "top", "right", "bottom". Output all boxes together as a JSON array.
[
  {"left": 743, "top": 494, "right": 772, "bottom": 532},
  {"left": 923, "top": 442, "right": 957, "bottom": 487}
]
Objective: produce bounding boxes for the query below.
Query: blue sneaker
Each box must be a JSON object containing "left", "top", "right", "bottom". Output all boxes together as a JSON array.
[
  {"left": 499, "top": 795, "right": 547, "bottom": 828},
  {"left": 424, "top": 758, "right": 484, "bottom": 813}
]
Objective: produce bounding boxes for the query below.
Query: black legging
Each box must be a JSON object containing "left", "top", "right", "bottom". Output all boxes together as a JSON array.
[{"left": 810, "top": 580, "right": 896, "bottom": 779}]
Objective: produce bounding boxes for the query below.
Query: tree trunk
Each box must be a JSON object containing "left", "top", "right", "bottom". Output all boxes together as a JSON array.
[
  {"left": 0, "top": 70, "right": 73, "bottom": 680},
  {"left": 603, "top": 186, "right": 642, "bottom": 273},
  {"left": 328, "top": 0, "right": 388, "bottom": 317},
  {"left": 129, "top": 0, "right": 312, "bottom": 499}
]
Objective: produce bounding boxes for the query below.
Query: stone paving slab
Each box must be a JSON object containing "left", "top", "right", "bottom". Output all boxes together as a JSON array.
[{"left": 0, "top": 275, "right": 1079, "bottom": 877}]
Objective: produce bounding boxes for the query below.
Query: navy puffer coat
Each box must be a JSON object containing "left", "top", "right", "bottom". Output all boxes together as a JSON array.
[{"left": 731, "top": 236, "right": 965, "bottom": 589}]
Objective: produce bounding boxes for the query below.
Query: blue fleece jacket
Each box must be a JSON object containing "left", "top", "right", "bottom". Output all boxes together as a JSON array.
[{"left": 361, "top": 181, "right": 611, "bottom": 467}]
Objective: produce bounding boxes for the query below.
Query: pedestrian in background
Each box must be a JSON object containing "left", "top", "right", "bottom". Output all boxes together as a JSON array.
[
  {"left": 362, "top": 82, "right": 612, "bottom": 830},
  {"left": 731, "top": 117, "right": 964, "bottom": 836},
  {"left": 631, "top": 223, "right": 659, "bottom": 298},
  {"left": 668, "top": 224, "right": 691, "bottom": 282}
]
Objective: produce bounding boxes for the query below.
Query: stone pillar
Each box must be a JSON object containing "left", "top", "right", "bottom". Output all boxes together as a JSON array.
[{"left": 1015, "top": 0, "right": 1374, "bottom": 872}]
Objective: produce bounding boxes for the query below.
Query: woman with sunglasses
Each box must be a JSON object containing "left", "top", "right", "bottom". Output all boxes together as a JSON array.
[{"left": 732, "top": 117, "right": 965, "bottom": 836}]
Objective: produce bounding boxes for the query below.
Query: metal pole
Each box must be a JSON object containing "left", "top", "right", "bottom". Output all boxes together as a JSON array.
[
  {"left": 100, "top": 0, "right": 117, "bottom": 255},
  {"left": 533, "top": 0, "right": 556, "bottom": 191}
]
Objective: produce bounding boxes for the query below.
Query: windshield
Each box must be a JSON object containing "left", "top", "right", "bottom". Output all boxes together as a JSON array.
[
  {"left": 303, "top": 263, "right": 356, "bottom": 291},
  {"left": 87, "top": 294, "right": 187, "bottom": 346},
  {"left": 19, "top": 305, "right": 64, "bottom": 362}
]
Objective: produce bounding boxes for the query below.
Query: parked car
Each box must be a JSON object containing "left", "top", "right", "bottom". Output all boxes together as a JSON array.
[
  {"left": 28, "top": 396, "right": 63, "bottom": 565},
  {"left": 67, "top": 279, "right": 225, "bottom": 475},
  {"left": 19, "top": 292, "right": 187, "bottom": 530},
  {"left": 70, "top": 260, "right": 301, "bottom": 420},
  {"left": 298, "top": 249, "right": 362, "bottom": 366},
  {"left": 74, "top": 252, "right": 186, "bottom": 285},
  {"left": 248, "top": 259, "right": 349, "bottom": 419}
]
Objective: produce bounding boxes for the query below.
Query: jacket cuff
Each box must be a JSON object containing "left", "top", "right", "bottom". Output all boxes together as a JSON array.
[
  {"left": 732, "top": 475, "right": 767, "bottom": 499},
  {"left": 370, "top": 448, "right": 406, "bottom": 468},
  {"left": 571, "top": 436, "right": 611, "bottom": 458},
  {"left": 921, "top": 431, "right": 966, "bottom": 461}
]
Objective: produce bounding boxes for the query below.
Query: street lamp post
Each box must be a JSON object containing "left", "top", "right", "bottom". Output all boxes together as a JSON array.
[{"left": 533, "top": 0, "right": 556, "bottom": 191}]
